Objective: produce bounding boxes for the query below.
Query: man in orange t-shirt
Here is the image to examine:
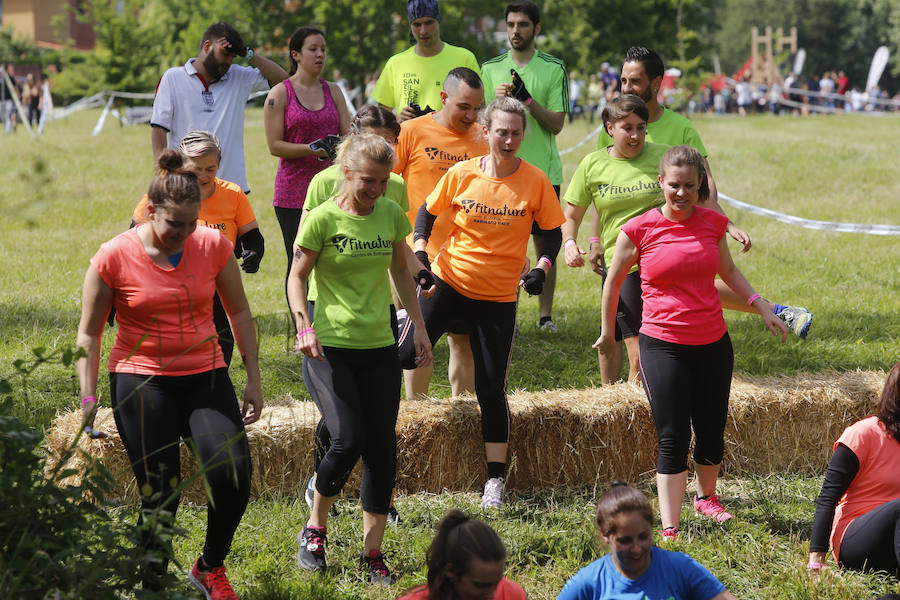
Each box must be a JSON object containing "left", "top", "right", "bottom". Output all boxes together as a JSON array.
[{"left": 394, "top": 67, "right": 487, "bottom": 402}]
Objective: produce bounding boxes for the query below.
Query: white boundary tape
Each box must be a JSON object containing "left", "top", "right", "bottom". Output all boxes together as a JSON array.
[
  {"left": 558, "top": 123, "right": 604, "bottom": 156},
  {"left": 718, "top": 193, "right": 900, "bottom": 235}
]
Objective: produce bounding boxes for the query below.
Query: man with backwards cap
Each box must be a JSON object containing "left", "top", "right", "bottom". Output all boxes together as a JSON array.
[{"left": 372, "top": 0, "right": 480, "bottom": 122}]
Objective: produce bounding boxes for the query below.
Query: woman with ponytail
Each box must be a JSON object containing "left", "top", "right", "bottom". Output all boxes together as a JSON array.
[
  {"left": 397, "top": 510, "right": 526, "bottom": 600},
  {"left": 77, "top": 150, "right": 262, "bottom": 598}
]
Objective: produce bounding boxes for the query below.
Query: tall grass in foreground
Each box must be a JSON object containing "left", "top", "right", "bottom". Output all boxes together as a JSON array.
[{"left": 1, "top": 110, "right": 898, "bottom": 598}]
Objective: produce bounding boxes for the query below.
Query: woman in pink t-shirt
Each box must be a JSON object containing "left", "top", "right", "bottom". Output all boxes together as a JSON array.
[
  {"left": 396, "top": 509, "right": 526, "bottom": 600},
  {"left": 808, "top": 361, "right": 900, "bottom": 575},
  {"left": 76, "top": 150, "right": 262, "bottom": 596},
  {"left": 594, "top": 145, "right": 787, "bottom": 541},
  {"left": 264, "top": 26, "right": 351, "bottom": 315}
]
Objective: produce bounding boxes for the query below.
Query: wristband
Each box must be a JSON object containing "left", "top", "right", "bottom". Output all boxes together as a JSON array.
[
  {"left": 81, "top": 395, "right": 97, "bottom": 407},
  {"left": 564, "top": 238, "right": 576, "bottom": 248},
  {"left": 589, "top": 237, "right": 602, "bottom": 244},
  {"left": 296, "top": 327, "right": 315, "bottom": 340},
  {"left": 245, "top": 48, "right": 254, "bottom": 60},
  {"left": 746, "top": 293, "right": 761, "bottom": 306},
  {"left": 524, "top": 97, "right": 533, "bottom": 106},
  {"left": 538, "top": 256, "right": 552, "bottom": 270},
  {"left": 806, "top": 561, "right": 824, "bottom": 570}
]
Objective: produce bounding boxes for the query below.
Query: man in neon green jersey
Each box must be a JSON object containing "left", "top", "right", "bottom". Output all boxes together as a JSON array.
[
  {"left": 481, "top": 0, "right": 568, "bottom": 332},
  {"left": 372, "top": 0, "right": 480, "bottom": 123}
]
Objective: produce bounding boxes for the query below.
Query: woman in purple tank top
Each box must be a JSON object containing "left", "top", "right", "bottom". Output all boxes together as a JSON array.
[{"left": 264, "top": 26, "right": 351, "bottom": 315}]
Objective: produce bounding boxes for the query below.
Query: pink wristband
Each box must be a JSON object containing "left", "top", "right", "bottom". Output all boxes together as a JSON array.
[
  {"left": 81, "top": 395, "right": 97, "bottom": 406},
  {"left": 807, "top": 561, "right": 824, "bottom": 570},
  {"left": 538, "top": 256, "right": 552, "bottom": 270},
  {"left": 589, "top": 237, "right": 602, "bottom": 244},
  {"left": 524, "top": 97, "right": 533, "bottom": 106},
  {"left": 296, "top": 327, "right": 315, "bottom": 340},
  {"left": 746, "top": 293, "right": 761, "bottom": 306}
]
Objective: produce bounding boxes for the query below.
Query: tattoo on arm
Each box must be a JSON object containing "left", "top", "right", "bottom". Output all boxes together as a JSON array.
[
  {"left": 293, "top": 247, "right": 304, "bottom": 262},
  {"left": 267, "top": 98, "right": 275, "bottom": 108}
]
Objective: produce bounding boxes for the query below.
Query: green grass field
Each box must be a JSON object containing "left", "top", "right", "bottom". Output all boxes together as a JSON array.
[{"left": 2, "top": 109, "right": 899, "bottom": 598}]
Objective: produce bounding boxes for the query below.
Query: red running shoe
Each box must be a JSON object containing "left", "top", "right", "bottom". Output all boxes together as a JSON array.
[
  {"left": 693, "top": 494, "right": 733, "bottom": 523},
  {"left": 188, "top": 558, "right": 240, "bottom": 600}
]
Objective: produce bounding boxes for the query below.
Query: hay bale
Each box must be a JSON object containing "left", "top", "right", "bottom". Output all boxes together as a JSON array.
[{"left": 45, "top": 370, "right": 885, "bottom": 503}]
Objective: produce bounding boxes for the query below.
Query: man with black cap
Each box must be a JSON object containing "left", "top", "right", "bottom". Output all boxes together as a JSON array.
[
  {"left": 151, "top": 21, "right": 287, "bottom": 193},
  {"left": 372, "top": 0, "right": 480, "bottom": 122}
]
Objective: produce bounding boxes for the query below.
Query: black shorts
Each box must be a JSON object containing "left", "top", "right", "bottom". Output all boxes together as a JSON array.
[{"left": 601, "top": 270, "right": 642, "bottom": 341}]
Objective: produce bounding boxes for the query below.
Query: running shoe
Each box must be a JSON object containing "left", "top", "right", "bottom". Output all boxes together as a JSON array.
[
  {"left": 305, "top": 476, "right": 315, "bottom": 510},
  {"left": 297, "top": 526, "right": 327, "bottom": 572},
  {"left": 538, "top": 318, "right": 559, "bottom": 333},
  {"left": 387, "top": 505, "right": 402, "bottom": 525},
  {"left": 360, "top": 549, "right": 396, "bottom": 586},
  {"left": 188, "top": 558, "right": 240, "bottom": 600},
  {"left": 693, "top": 494, "right": 733, "bottom": 523},
  {"left": 480, "top": 477, "right": 505, "bottom": 509},
  {"left": 776, "top": 306, "right": 813, "bottom": 340},
  {"left": 659, "top": 526, "right": 679, "bottom": 543}
]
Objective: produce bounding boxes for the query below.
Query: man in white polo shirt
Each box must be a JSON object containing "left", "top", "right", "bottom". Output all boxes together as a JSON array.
[{"left": 151, "top": 21, "right": 287, "bottom": 193}]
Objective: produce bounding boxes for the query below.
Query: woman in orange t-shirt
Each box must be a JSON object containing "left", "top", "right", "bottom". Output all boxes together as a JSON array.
[
  {"left": 808, "top": 361, "right": 900, "bottom": 575},
  {"left": 400, "top": 96, "right": 565, "bottom": 508},
  {"left": 133, "top": 130, "right": 264, "bottom": 366},
  {"left": 396, "top": 510, "right": 526, "bottom": 600},
  {"left": 77, "top": 150, "right": 262, "bottom": 596}
]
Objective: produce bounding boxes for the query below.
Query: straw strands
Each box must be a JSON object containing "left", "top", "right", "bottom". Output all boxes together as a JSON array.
[{"left": 45, "top": 370, "right": 886, "bottom": 504}]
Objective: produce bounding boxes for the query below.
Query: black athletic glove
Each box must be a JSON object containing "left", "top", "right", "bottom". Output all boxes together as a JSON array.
[
  {"left": 240, "top": 248, "right": 261, "bottom": 273},
  {"left": 521, "top": 267, "right": 546, "bottom": 295},
  {"left": 415, "top": 250, "right": 431, "bottom": 272},
  {"left": 309, "top": 134, "right": 341, "bottom": 161},
  {"left": 415, "top": 268, "right": 435, "bottom": 290},
  {"left": 510, "top": 69, "right": 531, "bottom": 103},
  {"left": 409, "top": 102, "right": 435, "bottom": 117}
]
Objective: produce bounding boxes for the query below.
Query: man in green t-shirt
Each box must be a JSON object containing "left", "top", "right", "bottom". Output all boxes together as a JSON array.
[
  {"left": 481, "top": 0, "right": 568, "bottom": 332},
  {"left": 372, "top": 0, "right": 480, "bottom": 123}
]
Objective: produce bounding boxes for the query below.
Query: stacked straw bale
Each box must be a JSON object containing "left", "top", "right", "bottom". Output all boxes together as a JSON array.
[{"left": 45, "top": 370, "right": 885, "bottom": 504}]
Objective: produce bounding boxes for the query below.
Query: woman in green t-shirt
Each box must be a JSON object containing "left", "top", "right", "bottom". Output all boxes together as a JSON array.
[
  {"left": 561, "top": 94, "right": 666, "bottom": 385},
  {"left": 287, "top": 133, "right": 431, "bottom": 584}
]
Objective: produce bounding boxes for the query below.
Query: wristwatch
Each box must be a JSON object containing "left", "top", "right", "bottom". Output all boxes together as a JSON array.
[{"left": 245, "top": 49, "right": 254, "bottom": 61}]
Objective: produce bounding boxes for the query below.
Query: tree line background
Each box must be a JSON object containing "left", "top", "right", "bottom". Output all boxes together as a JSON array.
[{"left": 3, "top": 0, "right": 900, "bottom": 103}]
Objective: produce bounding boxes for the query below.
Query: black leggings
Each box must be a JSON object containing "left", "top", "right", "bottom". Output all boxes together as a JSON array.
[
  {"left": 308, "top": 302, "right": 399, "bottom": 471},
  {"left": 274, "top": 206, "right": 302, "bottom": 322},
  {"left": 839, "top": 498, "right": 900, "bottom": 573},
  {"left": 639, "top": 333, "right": 734, "bottom": 474},
  {"left": 302, "top": 345, "right": 400, "bottom": 514},
  {"left": 397, "top": 276, "right": 516, "bottom": 444},
  {"left": 109, "top": 369, "right": 251, "bottom": 568}
]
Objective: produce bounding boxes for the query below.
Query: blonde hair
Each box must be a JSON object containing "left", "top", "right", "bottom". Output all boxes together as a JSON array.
[
  {"left": 659, "top": 144, "right": 710, "bottom": 202},
  {"left": 479, "top": 96, "right": 527, "bottom": 133},
  {"left": 179, "top": 130, "right": 222, "bottom": 161},
  {"left": 336, "top": 132, "right": 395, "bottom": 194}
]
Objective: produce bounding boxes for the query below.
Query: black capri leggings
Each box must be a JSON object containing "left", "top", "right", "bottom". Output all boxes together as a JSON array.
[
  {"left": 302, "top": 345, "right": 400, "bottom": 514},
  {"left": 839, "top": 497, "right": 900, "bottom": 574},
  {"left": 397, "top": 275, "right": 516, "bottom": 444},
  {"left": 109, "top": 368, "right": 251, "bottom": 568},
  {"left": 639, "top": 332, "right": 734, "bottom": 474},
  {"left": 274, "top": 206, "right": 302, "bottom": 319},
  {"left": 601, "top": 270, "right": 642, "bottom": 341}
]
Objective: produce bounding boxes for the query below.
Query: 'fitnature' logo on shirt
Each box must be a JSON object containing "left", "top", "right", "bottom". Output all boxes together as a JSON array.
[
  {"left": 597, "top": 181, "right": 660, "bottom": 197},
  {"left": 459, "top": 198, "right": 528, "bottom": 217},
  {"left": 425, "top": 147, "right": 472, "bottom": 163},
  {"left": 331, "top": 234, "right": 393, "bottom": 254}
]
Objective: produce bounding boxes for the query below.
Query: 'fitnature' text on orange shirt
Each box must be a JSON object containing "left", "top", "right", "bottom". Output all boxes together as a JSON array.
[{"left": 426, "top": 157, "right": 565, "bottom": 303}]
